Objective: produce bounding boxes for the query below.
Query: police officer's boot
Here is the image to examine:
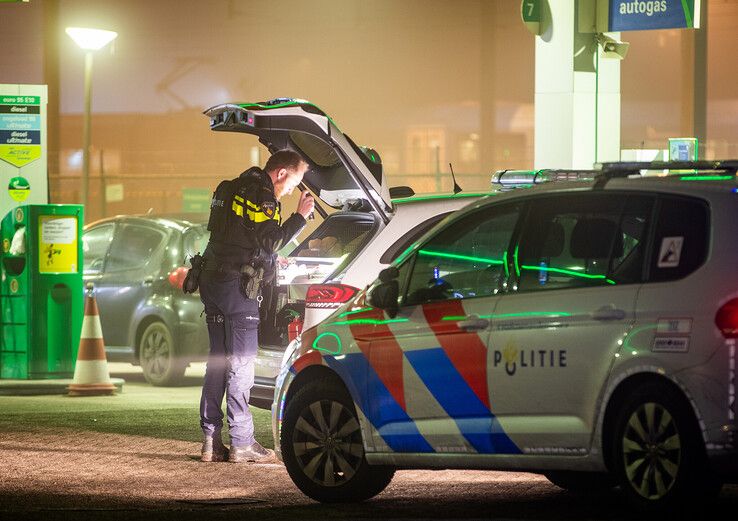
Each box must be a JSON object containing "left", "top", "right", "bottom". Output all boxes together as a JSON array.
[
  {"left": 228, "top": 441, "right": 274, "bottom": 463},
  {"left": 201, "top": 435, "right": 229, "bottom": 462}
]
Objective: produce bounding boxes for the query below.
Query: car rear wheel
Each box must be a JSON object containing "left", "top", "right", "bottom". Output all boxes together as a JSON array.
[
  {"left": 281, "top": 378, "right": 395, "bottom": 502},
  {"left": 139, "top": 321, "right": 186, "bottom": 386},
  {"left": 612, "top": 382, "right": 722, "bottom": 512}
]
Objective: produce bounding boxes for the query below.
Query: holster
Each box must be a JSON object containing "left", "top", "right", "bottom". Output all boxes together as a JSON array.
[
  {"left": 183, "top": 253, "right": 204, "bottom": 294},
  {"left": 240, "top": 264, "right": 265, "bottom": 300}
]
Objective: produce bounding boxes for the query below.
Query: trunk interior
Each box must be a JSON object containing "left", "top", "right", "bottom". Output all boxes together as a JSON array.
[{"left": 258, "top": 211, "right": 380, "bottom": 350}]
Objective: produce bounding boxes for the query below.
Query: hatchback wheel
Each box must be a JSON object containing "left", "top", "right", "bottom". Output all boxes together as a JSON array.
[
  {"left": 612, "top": 383, "right": 721, "bottom": 512},
  {"left": 281, "top": 378, "right": 394, "bottom": 502},
  {"left": 139, "top": 321, "right": 186, "bottom": 386}
]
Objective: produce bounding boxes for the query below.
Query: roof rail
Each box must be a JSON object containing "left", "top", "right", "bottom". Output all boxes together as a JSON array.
[
  {"left": 596, "top": 160, "right": 738, "bottom": 177},
  {"left": 492, "top": 169, "right": 598, "bottom": 188},
  {"left": 593, "top": 160, "right": 738, "bottom": 188}
]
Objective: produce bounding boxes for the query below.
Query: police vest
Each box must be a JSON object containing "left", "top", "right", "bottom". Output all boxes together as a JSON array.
[{"left": 206, "top": 167, "right": 281, "bottom": 252}]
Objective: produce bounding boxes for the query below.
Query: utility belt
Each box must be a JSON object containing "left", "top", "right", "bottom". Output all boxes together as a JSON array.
[
  {"left": 201, "top": 259, "right": 243, "bottom": 274},
  {"left": 183, "top": 252, "right": 271, "bottom": 301}
]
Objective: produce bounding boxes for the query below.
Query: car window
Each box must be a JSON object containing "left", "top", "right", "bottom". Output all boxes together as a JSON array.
[
  {"left": 183, "top": 226, "right": 210, "bottom": 264},
  {"left": 648, "top": 196, "right": 708, "bottom": 282},
  {"left": 379, "top": 212, "right": 451, "bottom": 264},
  {"left": 515, "top": 194, "right": 652, "bottom": 292},
  {"left": 82, "top": 223, "right": 115, "bottom": 275},
  {"left": 106, "top": 224, "right": 166, "bottom": 272},
  {"left": 403, "top": 204, "right": 521, "bottom": 306}
]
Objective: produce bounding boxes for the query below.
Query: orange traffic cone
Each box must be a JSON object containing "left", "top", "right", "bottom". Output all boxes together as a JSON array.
[{"left": 68, "top": 285, "right": 116, "bottom": 396}]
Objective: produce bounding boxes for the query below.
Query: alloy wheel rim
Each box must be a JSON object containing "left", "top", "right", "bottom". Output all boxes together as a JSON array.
[
  {"left": 143, "top": 327, "right": 170, "bottom": 377},
  {"left": 292, "top": 399, "right": 363, "bottom": 487},
  {"left": 622, "top": 402, "right": 682, "bottom": 500}
]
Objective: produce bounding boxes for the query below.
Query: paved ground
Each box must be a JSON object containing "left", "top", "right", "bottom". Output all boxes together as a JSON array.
[{"left": 1, "top": 364, "right": 736, "bottom": 521}]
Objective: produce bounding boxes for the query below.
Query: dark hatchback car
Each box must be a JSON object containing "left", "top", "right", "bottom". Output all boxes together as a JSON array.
[{"left": 82, "top": 214, "right": 209, "bottom": 385}]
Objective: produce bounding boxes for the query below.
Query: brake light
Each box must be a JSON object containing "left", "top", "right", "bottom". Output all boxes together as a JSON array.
[
  {"left": 168, "top": 266, "right": 189, "bottom": 290},
  {"left": 716, "top": 298, "right": 738, "bottom": 338},
  {"left": 305, "top": 284, "right": 358, "bottom": 309}
]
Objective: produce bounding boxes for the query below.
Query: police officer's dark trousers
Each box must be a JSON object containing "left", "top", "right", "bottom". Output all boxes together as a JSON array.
[{"left": 199, "top": 269, "right": 259, "bottom": 447}]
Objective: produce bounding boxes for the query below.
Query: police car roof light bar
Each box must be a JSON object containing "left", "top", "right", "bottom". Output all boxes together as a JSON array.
[{"left": 492, "top": 169, "right": 598, "bottom": 188}]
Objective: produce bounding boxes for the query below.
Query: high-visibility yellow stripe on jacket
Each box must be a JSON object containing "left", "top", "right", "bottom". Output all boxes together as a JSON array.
[
  {"left": 232, "top": 195, "right": 245, "bottom": 217},
  {"left": 231, "top": 195, "right": 280, "bottom": 223}
]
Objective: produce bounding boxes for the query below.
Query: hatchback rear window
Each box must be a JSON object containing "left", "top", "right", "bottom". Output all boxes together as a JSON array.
[{"left": 183, "top": 226, "right": 210, "bottom": 263}]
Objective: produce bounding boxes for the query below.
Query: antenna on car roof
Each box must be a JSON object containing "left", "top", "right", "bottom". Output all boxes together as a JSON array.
[{"left": 448, "top": 163, "right": 462, "bottom": 194}]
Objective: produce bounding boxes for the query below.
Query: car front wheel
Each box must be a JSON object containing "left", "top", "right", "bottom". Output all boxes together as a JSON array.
[
  {"left": 281, "top": 378, "right": 395, "bottom": 502},
  {"left": 138, "top": 321, "right": 186, "bottom": 386}
]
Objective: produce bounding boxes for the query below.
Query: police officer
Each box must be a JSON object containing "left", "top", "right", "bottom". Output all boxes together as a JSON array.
[{"left": 199, "top": 149, "right": 314, "bottom": 463}]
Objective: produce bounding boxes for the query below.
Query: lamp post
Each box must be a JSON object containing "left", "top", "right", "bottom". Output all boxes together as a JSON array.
[{"left": 65, "top": 27, "right": 117, "bottom": 213}]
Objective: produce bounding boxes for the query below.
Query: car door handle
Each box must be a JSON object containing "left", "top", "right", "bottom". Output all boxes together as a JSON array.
[
  {"left": 457, "top": 316, "right": 490, "bottom": 331},
  {"left": 143, "top": 276, "right": 154, "bottom": 286},
  {"left": 590, "top": 305, "right": 626, "bottom": 321}
]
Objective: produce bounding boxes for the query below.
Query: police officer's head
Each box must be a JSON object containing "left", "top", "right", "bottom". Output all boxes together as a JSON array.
[{"left": 265, "top": 150, "right": 308, "bottom": 199}]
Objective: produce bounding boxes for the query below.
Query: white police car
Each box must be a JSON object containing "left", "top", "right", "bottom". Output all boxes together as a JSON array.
[
  {"left": 274, "top": 161, "right": 738, "bottom": 512},
  {"left": 205, "top": 99, "right": 488, "bottom": 408}
]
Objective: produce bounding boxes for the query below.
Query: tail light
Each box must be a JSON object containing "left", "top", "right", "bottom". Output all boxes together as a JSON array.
[
  {"left": 168, "top": 266, "right": 189, "bottom": 290},
  {"left": 716, "top": 298, "right": 738, "bottom": 338},
  {"left": 305, "top": 284, "right": 358, "bottom": 309}
]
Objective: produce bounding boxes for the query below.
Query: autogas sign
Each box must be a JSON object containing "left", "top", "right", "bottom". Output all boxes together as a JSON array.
[{"left": 607, "top": 0, "right": 700, "bottom": 31}]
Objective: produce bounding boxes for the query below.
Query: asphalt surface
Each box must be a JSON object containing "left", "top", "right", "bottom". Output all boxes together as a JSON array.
[{"left": 1, "top": 364, "right": 736, "bottom": 521}]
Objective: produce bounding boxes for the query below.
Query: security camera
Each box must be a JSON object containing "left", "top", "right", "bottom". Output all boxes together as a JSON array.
[{"left": 597, "top": 34, "right": 630, "bottom": 60}]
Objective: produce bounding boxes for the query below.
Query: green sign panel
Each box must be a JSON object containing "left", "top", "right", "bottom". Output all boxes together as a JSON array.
[
  {"left": 521, "top": 0, "right": 541, "bottom": 22},
  {"left": 182, "top": 188, "right": 211, "bottom": 213},
  {"left": 1, "top": 84, "right": 48, "bottom": 220},
  {"left": 521, "top": 0, "right": 543, "bottom": 35},
  {"left": 0, "top": 93, "right": 42, "bottom": 168}
]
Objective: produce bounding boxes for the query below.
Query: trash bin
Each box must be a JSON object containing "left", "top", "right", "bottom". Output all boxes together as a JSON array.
[{"left": 1, "top": 204, "right": 84, "bottom": 379}]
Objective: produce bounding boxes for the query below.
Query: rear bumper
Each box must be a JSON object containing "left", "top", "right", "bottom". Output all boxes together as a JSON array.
[{"left": 249, "top": 376, "right": 275, "bottom": 410}]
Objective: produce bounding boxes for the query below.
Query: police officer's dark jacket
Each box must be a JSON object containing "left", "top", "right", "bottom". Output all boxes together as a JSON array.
[{"left": 205, "top": 167, "right": 306, "bottom": 269}]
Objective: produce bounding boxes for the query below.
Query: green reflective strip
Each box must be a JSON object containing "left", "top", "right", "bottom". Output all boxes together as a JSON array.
[
  {"left": 502, "top": 250, "right": 509, "bottom": 278},
  {"left": 513, "top": 244, "right": 520, "bottom": 278},
  {"left": 312, "top": 332, "right": 343, "bottom": 355},
  {"left": 395, "top": 243, "right": 417, "bottom": 264},
  {"left": 329, "top": 318, "right": 409, "bottom": 326},
  {"left": 520, "top": 265, "right": 616, "bottom": 285},
  {"left": 418, "top": 249, "right": 504, "bottom": 266},
  {"left": 679, "top": 175, "right": 733, "bottom": 181},
  {"left": 392, "top": 192, "right": 491, "bottom": 204},
  {"left": 337, "top": 307, "right": 373, "bottom": 318},
  {"left": 441, "top": 311, "right": 572, "bottom": 321},
  {"left": 622, "top": 324, "right": 658, "bottom": 351}
]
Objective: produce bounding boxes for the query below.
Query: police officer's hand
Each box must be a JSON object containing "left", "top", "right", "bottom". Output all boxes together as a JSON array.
[{"left": 297, "top": 191, "right": 315, "bottom": 219}]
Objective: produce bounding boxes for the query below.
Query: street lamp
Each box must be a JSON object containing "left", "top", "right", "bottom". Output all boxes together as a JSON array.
[{"left": 65, "top": 27, "right": 118, "bottom": 213}]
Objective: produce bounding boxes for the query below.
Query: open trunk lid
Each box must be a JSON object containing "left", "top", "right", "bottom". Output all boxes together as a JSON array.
[{"left": 204, "top": 98, "right": 392, "bottom": 222}]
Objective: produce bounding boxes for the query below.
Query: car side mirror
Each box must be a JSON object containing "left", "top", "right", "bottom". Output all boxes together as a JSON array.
[{"left": 367, "top": 279, "right": 399, "bottom": 319}]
